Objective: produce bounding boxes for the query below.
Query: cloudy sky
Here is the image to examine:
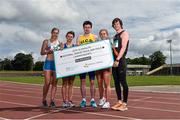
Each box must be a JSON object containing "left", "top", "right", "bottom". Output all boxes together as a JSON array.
[{"left": 0, "top": 0, "right": 180, "bottom": 63}]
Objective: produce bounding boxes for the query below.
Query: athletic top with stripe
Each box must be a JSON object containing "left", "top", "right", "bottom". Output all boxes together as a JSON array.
[
  {"left": 48, "top": 39, "right": 60, "bottom": 51},
  {"left": 64, "top": 43, "right": 75, "bottom": 48},
  {"left": 78, "top": 33, "right": 96, "bottom": 45}
]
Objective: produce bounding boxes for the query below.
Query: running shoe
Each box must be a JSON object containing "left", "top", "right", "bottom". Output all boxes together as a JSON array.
[
  {"left": 42, "top": 100, "right": 48, "bottom": 108},
  {"left": 68, "top": 101, "right": 75, "bottom": 108},
  {"left": 99, "top": 97, "right": 106, "bottom": 106},
  {"left": 102, "top": 102, "right": 110, "bottom": 109},
  {"left": 80, "top": 99, "right": 86, "bottom": 108},
  {"left": 90, "top": 100, "right": 97, "bottom": 108},
  {"left": 49, "top": 101, "right": 56, "bottom": 108},
  {"left": 111, "top": 101, "right": 123, "bottom": 110},
  {"left": 116, "top": 103, "right": 128, "bottom": 111}
]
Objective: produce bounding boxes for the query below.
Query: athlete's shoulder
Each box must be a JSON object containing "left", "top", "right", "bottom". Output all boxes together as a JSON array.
[
  {"left": 121, "top": 31, "right": 129, "bottom": 41},
  {"left": 43, "top": 39, "right": 49, "bottom": 44},
  {"left": 90, "top": 33, "right": 96, "bottom": 36},
  {"left": 90, "top": 33, "right": 97, "bottom": 40},
  {"left": 77, "top": 35, "right": 84, "bottom": 40},
  {"left": 121, "top": 31, "right": 129, "bottom": 37},
  {"left": 79, "top": 34, "right": 84, "bottom": 37}
]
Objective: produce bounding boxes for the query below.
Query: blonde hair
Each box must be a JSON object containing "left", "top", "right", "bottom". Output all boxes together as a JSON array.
[{"left": 99, "top": 29, "right": 109, "bottom": 36}]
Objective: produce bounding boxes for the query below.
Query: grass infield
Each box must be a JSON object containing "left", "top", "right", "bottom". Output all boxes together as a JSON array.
[{"left": 0, "top": 75, "right": 180, "bottom": 87}]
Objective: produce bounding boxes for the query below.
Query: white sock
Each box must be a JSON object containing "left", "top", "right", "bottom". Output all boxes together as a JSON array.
[
  {"left": 91, "top": 98, "right": 95, "bottom": 101},
  {"left": 82, "top": 98, "right": 86, "bottom": 101},
  {"left": 103, "top": 97, "right": 106, "bottom": 101},
  {"left": 123, "top": 102, "right": 127, "bottom": 106}
]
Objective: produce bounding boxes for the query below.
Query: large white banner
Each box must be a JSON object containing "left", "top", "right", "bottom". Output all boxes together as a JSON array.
[{"left": 54, "top": 40, "right": 114, "bottom": 78}]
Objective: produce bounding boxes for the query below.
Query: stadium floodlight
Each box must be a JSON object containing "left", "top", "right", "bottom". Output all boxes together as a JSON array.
[{"left": 167, "top": 39, "right": 173, "bottom": 75}]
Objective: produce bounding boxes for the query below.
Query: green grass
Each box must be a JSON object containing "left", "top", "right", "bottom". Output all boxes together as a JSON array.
[
  {"left": 0, "top": 76, "right": 180, "bottom": 87},
  {"left": 0, "top": 71, "right": 42, "bottom": 73}
]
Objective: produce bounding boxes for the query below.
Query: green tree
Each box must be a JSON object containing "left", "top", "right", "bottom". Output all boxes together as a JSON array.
[
  {"left": 12, "top": 53, "right": 33, "bottom": 71},
  {"left": 127, "top": 55, "right": 151, "bottom": 65},
  {"left": 149, "top": 51, "right": 166, "bottom": 70},
  {"left": 2, "top": 58, "right": 13, "bottom": 70},
  {"left": 139, "top": 55, "right": 151, "bottom": 65},
  {"left": 0, "top": 58, "right": 3, "bottom": 70},
  {"left": 33, "top": 61, "right": 44, "bottom": 71}
]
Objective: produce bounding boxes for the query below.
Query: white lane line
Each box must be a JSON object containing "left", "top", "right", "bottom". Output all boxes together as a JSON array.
[
  {"left": 133, "top": 97, "right": 152, "bottom": 101},
  {"left": 1, "top": 88, "right": 40, "bottom": 94},
  {"left": 129, "top": 106, "right": 180, "bottom": 113},
  {"left": 1, "top": 80, "right": 180, "bottom": 101},
  {"left": 0, "top": 81, "right": 43, "bottom": 87},
  {"left": 64, "top": 109, "right": 141, "bottom": 120},
  {"left": 24, "top": 108, "right": 68, "bottom": 120},
  {"left": 0, "top": 100, "right": 68, "bottom": 120},
  {"left": 0, "top": 93, "right": 41, "bottom": 99},
  {"left": 131, "top": 89, "right": 180, "bottom": 94},
  {"left": 1, "top": 89, "right": 180, "bottom": 107},
  {"left": 1, "top": 93, "right": 180, "bottom": 114},
  {"left": 2, "top": 80, "right": 180, "bottom": 94},
  {"left": 0, "top": 100, "right": 35, "bottom": 107},
  {"left": 0, "top": 117, "right": 10, "bottom": 120},
  {"left": 1, "top": 84, "right": 180, "bottom": 102},
  {"left": 0, "top": 100, "right": 139, "bottom": 120},
  {"left": 0, "top": 85, "right": 42, "bottom": 90}
]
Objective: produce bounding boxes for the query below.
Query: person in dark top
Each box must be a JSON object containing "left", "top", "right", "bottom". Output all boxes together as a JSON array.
[{"left": 111, "top": 18, "right": 129, "bottom": 111}]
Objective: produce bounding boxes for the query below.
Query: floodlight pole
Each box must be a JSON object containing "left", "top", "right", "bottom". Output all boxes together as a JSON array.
[{"left": 167, "top": 39, "right": 173, "bottom": 75}]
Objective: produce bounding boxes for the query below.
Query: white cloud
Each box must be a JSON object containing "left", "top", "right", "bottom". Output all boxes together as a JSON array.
[
  {"left": 0, "top": 0, "right": 19, "bottom": 20},
  {"left": 129, "top": 28, "right": 180, "bottom": 63},
  {"left": 0, "top": 23, "right": 43, "bottom": 43},
  {"left": 0, "top": 0, "right": 180, "bottom": 63}
]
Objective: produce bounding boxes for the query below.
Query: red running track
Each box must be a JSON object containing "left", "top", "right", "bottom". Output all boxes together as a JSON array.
[{"left": 0, "top": 81, "right": 180, "bottom": 119}]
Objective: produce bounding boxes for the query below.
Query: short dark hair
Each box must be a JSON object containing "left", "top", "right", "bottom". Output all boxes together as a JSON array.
[
  {"left": 51, "top": 27, "right": 59, "bottom": 33},
  {"left": 112, "top": 18, "right": 123, "bottom": 29},
  {"left": 66, "top": 31, "right": 75, "bottom": 38},
  {"left": 83, "top": 21, "right": 92, "bottom": 28}
]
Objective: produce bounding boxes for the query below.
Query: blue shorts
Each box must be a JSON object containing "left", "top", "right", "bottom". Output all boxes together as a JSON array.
[
  {"left": 79, "top": 71, "right": 95, "bottom": 80},
  {"left": 43, "top": 59, "right": 55, "bottom": 71}
]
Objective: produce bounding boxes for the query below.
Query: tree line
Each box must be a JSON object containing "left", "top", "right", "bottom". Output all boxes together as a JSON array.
[
  {"left": 0, "top": 51, "right": 166, "bottom": 71},
  {"left": 0, "top": 53, "right": 43, "bottom": 71}
]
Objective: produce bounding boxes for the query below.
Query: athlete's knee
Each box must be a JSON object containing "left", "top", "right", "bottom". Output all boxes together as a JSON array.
[
  {"left": 62, "top": 80, "right": 68, "bottom": 86},
  {"left": 90, "top": 80, "right": 95, "bottom": 85},
  {"left": 80, "top": 81, "right": 86, "bottom": 88},
  {"left": 52, "top": 82, "right": 57, "bottom": 87},
  {"left": 62, "top": 83, "right": 68, "bottom": 88},
  {"left": 68, "top": 80, "right": 74, "bottom": 86},
  {"left": 122, "top": 84, "right": 129, "bottom": 91},
  {"left": 44, "top": 81, "right": 50, "bottom": 87},
  {"left": 114, "top": 79, "right": 120, "bottom": 85},
  {"left": 68, "top": 83, "right": 73, "bottom": 88},
  {"left": 98, "top": 81, "right": 103, "bottom": 87}
]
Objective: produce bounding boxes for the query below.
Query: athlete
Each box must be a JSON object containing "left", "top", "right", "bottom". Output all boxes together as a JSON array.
[
  {"left": 40, "top": 27, "right": 61, "bottom": 108},
  {"left": 111, "top": 18, "right": 129, "bottom": 111},
  {"left": 76, "top": 21, "right": 97, "bottom": 108},
  {"left": 61, "top": 31, "right": 76, "bottom": 108},
  {"left": 96, "top": 29, "right": 112, "bottom": 109}
]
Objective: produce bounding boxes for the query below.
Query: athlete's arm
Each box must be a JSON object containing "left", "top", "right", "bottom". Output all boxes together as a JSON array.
[
  {"left": 40, "top": 39, "right": 52, "bottom": 55},
  {"left": 112, "top": 46, "right": 119, "bottom": 57},
  {"left": 116, "top": 31, "right": 129, "bottom": 61},
  {"left": 59, "top": 42, "right": 64, "bottom": 50},
  {"left": 94, "top": 35, "right": 98, "bottom": 41}
]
